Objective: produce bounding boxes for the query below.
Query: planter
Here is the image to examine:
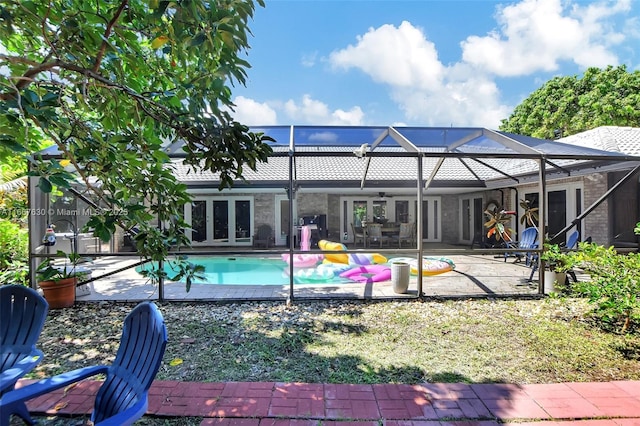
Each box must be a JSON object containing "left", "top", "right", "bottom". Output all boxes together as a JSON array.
[
  {"left": 543, "top": 271, "right": 566, "bottom": 294},
  {"left": 39, "top": 277, "right": 77, "bottom": 309},
  {"left": 391, "top": 262, "right": 410, "bottom": 294}
]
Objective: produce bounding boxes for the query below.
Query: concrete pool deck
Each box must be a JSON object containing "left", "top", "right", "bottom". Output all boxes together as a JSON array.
[{"left": 73, "top": 252, "right": 560, "bottom": 302}]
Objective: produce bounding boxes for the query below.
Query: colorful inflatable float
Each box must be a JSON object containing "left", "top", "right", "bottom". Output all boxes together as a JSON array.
[
  {"left": 293, "top": 267, "right": 335, "bottom": 283},
  {"left": 318, "top": 240, "right": 387, "bottom": 265},
  {"left": 339, "top": 264, "right": 391, "bottom": 283},
  {"left": 388, "top": 256, "right": 455, "bottom": 276},
  {"left": 413, "top": 257, "right": 455, "bottom": 276},
  {"left": 281, "top": 253, "right": 324, "bottom": 268}
]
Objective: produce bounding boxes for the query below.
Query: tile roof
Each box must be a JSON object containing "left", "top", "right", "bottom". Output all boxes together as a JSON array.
[
  {"left": 558, "top": 126, "right": 640, "bottom": 156},
  {"left": 174, "top": 126, "right": 640, "bottom": 187}
]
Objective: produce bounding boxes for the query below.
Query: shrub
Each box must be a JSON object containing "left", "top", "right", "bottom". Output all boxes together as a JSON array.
[
  {"left": 0, "top": 219, "right": 29, "bottom": 286},
  {"left": 571, "top": 242, "right": 640, "bottom": 333}
]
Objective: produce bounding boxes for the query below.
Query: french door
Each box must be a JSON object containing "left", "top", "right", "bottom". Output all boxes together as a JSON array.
[
  {"left": 185, "top": 196, "right": 253, "bottom": 246},
  {"left": 521, "top": 183, "right": 583, "bottom": 244},
  {"left": 340, "top": 196, "right": 441, "bottom": 243},
  {"left": 275, "top": 194, "right": 297, "bottom": 246},
  {"left": 420, "top": 197, "right": 442, "bottom": 242},
  {"left": 460, "top": 195, "right": 484, "bottom": 245}
]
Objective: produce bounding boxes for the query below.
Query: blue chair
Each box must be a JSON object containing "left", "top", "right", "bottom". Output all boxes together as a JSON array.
[
  {"left": 529, "top": 230, "right": 581, "bottom": 282},
  {"left": 504, "top": 227, "right": 538, "bottom": 264},
  {"left": 0, "top": 301, "right": 167, "bottom": 426},
  {"left": 0, "top": 284, "right": 49, "bottom": 417},
  {"left": 563, "top": 230, "right": 580, "bottom": 283},
  {"left": 566, "top": 230, "right": 579, "bottom": 249}
]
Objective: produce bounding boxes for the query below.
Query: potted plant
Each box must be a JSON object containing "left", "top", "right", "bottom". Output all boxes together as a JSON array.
[
  {"left": 519, "top": 198, "right": 539, "bottom": 230},
  {"left": 539, "top": 243, "right": 575, "bottom": 293},
  {"left": 36, "top": 250, "right": 81, "bottom": 309},
  {"left": 483, "top": 206, "right": 515, "bottom": 243}
]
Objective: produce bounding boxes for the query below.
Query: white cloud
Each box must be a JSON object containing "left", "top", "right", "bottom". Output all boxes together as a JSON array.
[
  {"left": 230, "top": 96, "right": 278, "bottom": 125},
  {"left": 461, "top": 0, "right": 629, "bottom": 76},
  {"left": 328, "top": 21, "right": 510, "bottom": 127},
  {"left": 283, "top": 94, "right": 365, "bottom": 125},
  {"left": 301, "top": 51, "right": 318, "bottom": 67},
  {"left": 329, "top": 21, "right": 444, "bottom": 90},
  {"left": 232, "top": 0, "right": 634, "bottom": 129},
  {"left": 391, "top": 71, "right": 511, "bottom": 127},
  {"left": 325, "top": 0, "right": 632, "bottom": 127},
  {"left": 231, "top": 94, "right": 365, "bottom": 126}
]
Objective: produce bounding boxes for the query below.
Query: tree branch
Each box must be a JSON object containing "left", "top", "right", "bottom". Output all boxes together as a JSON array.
[
  {"left": 0, "top": 59, "right": 61, "bottom": 101},
  {"left": 93, "top": 0, "right": 129, "bottom": 72}
]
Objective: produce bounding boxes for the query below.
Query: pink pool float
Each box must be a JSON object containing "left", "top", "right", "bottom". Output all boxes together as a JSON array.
[
  {"left": 339, "top": 264, "right": 391, "bottom": 283},
  {"left": 281, "top": 253, "right": 323, "bottom": 268}
]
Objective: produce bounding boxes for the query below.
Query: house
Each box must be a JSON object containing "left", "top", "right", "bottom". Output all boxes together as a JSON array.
[
  {"left": 30, "top": 126, "right": 640, "bottom": 256},
  {"left": 164, "top": 126, "right": 640, "bottom": 250},
  {"left": 554, "top": 126, "right": 640, "bottom": 249}
]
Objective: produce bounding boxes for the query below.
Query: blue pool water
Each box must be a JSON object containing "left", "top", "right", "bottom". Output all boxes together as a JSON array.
[{"left": 137, "top": 257, "right": 351, "bottom": 285}]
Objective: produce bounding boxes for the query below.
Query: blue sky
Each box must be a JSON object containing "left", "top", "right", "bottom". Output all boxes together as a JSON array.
[{"left": 229, "top": 0, "right": 640, "bottom": 129}]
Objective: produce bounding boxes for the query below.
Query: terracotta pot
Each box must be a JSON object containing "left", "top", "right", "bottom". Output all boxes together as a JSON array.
[{"left": 39, "top": 277, "right": 77, "bottom": 309}]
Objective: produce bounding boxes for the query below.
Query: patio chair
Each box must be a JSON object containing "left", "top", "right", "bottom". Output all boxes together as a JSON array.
[
  {"left": 253, "top": 224, "right": 274, "bottom": 248},
  {"left": 350, "top": 223, "right": 367, "bottom": 248},
  {"left": 504, "top": 227, "right": 538, "bottom": 264},
  {"left": 0, "top": 301, "right": 167, "bottom": 426},
  {"left": 0, "top": 285, "right": 49, "bottom": 408},
  {"left": 529, "top": 230, "right": 581, "bottom": 283},
  {"left": 366, "top": 223, "right": 389, "bottom": 248},
  {"left": 565, "top": 230, "right": 579, "bottom": 250},
  {"left": 391, "top": 222, "right": 415, "bottom": 248}
]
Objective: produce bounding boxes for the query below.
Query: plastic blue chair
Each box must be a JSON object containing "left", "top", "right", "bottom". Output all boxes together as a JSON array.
[
  {"left": 0, "top": 301, "right": 167, "bottom": 426},
  {"left": 504, "top": 227, "right": 538, "bottom": 264},
  {"left": 0, "top": 285, "right": 49, "bottom": 402},
  {"left": 0, "top": 285, "right": 49, "bottom": 410},
  {"left": 566, "top": 230, "right": 579, "bottom": 249},
  {"left": 528, "top": 230, "right": 581, "bottom": 282}
]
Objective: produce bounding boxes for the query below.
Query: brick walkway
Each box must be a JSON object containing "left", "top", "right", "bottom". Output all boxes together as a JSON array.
[{"left": 17, "top": 379, "right": 640, "bottom": 425}]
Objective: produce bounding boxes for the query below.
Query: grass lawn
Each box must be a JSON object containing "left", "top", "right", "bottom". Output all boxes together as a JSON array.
[{"left": 31, "top": 298, "right": 640, "bottom": 385}]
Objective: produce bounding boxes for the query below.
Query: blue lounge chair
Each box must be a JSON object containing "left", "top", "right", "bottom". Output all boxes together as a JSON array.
[
  {"left": 0, "top": 285, "right": 49, "bottom": 421},
  {"left": 528, "top": 230, "right": 581, "bottom": 282},
  {"left": 504, "top": 227, "right": 538, "bottom": 264},
  {"left": 0, "top": 301, "right": 167, "bottom": 426},
  {"left": 566, "top": 230, "right": 579, "bottom": 250}
]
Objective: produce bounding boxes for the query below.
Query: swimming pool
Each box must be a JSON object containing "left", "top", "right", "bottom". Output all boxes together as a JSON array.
[{"left": 137, "top": 257, "right": 353, "bottom": 285}]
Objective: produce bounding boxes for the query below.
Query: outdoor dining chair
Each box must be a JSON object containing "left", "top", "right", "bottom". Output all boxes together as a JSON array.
[
  {"left": 253, "top": 224, "right": 274, "bottom": 248},
  {"left": 0, "top": 285, "right": 49, "bottom": 406},
  {"left": 350, "top": 223, "right": 367, "bottom": 248},
  {"left": 0, "top": 301, "right": 167, "bottom": 426},
  {"left": 391, "top": 222, "right": 415, "bottom": 248},
  {"left": 366, "top": 223, "right": 389, "bottom": 248}
]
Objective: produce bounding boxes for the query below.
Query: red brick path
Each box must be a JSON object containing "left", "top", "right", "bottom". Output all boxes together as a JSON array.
[{"left": 16, "top": 379, "right": 640, "bottom": 425}]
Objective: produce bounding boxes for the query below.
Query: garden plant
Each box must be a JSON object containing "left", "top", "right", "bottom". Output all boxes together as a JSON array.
[{"left": 570, "top": 240, "right": 640, "bottom": 333}]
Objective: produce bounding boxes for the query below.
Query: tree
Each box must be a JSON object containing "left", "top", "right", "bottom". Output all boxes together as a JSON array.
[
  {"left": 0, "top": 0, "right": 273, "bottom": 290},
  {"left": 500, "top": 65, "right": 640, "bottom": 139}
]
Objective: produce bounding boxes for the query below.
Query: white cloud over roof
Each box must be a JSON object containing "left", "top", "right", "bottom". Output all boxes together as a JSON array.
[{"left": 230, "top": 0, "right": 636, "bottom": 128}]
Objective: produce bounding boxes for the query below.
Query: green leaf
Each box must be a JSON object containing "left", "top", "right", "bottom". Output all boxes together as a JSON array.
[
  {"left": 0, "top": 135, "right": 27, "bottom": 153},
  {"left": 48, "top": 174, "right": 71, "bottom": 188},
  {"left": 38, "top": 177, "right": 52, "bottom": 193}
]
